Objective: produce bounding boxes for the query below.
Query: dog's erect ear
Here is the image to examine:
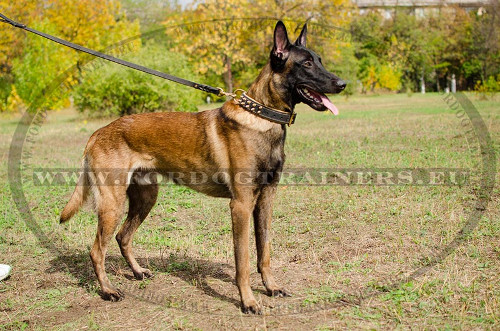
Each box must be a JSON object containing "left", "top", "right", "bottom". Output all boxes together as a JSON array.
[
  {"left": 271, "top": 21, "right": 291, "bottom": 67},
  {"left": 294, "top": 23, "right": 307, "bottom": 47}
]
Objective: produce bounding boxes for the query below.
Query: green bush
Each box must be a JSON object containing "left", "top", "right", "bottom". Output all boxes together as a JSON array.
[
  {"left": 475, "top": 75, "right": 500, "bottom": 92},
  {"left": 73, "top": 42, "right": 201, "bottom": 116},
  {"left": 12, "top": 21, "right": 75, "bottom": 111},
  {"left": 474, "top": 74, "right": 499, "bottom": 99},
  {"left": 0, "top": 76, "right": 11, "bottom": 112}
]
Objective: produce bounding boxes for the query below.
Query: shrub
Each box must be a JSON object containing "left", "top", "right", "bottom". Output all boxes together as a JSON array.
[
  {"left": 474, "top": 75, "right": 499, "bottom": 100},
  {"left": 0, "top": 76, "right": 11, "bottom": 112},
  {"left": 73, "top": 42, "right": 201, "bottom": 116},
  {"left": 475, "top": 75, "right": 499, "bottom": 92}
]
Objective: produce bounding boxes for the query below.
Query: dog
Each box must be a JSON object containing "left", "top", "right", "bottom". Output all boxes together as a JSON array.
[{"left": 60, "top": 21, "right": 346, "bottom": 314}]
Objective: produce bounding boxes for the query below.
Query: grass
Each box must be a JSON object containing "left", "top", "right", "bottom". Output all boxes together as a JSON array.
[{"left": 0, "top": 92, "right": 498, "bottom": 330}]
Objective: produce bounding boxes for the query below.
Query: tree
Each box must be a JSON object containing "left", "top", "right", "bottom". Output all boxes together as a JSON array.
[
  {"left": 0, "top": 0, "right": 39, "bottom": 111},
  {"left": 0, "top": 0, "right": 140, "bottom": 111},
  {"left": 0, "top": 0, "right": 39, "bottom": 74},
  {"left": 466, "top": 2, "right": 500, "bottom": 89},
  {"left": 163, "top": 0, "right": 353, "bottom": 93},
  {"left": 432, "top": 7, "right": 473, "bottom": 90},
  {"left": 350, "top": 6, "right": 479, "bottom": 93}
]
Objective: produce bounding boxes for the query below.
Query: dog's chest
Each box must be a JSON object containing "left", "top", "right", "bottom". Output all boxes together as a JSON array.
[{"left": 256, "top": 129, "right": 285, "bottom": 173}]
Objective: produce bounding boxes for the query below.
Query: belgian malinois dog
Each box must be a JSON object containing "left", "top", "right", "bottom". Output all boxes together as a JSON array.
[{"left": 60, "top": 21, "right": 346, "bottom": 314}]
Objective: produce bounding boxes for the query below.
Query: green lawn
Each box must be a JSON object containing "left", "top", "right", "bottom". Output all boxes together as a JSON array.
[{"left": 0, "top": 92, "right": 498, "bottom": 330}]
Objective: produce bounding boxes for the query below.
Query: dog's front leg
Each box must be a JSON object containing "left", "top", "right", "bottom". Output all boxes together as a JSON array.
[
  {"left": 230, "top": 195, "right": 260, "bottom": 314},
  {"left": 253, "top": 185, "right": 290, "bottom": 297}
]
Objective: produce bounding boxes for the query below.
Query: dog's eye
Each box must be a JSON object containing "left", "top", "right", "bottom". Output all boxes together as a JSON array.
[{"left": 303, "top": 60, "right": 313, "bottom": 68}]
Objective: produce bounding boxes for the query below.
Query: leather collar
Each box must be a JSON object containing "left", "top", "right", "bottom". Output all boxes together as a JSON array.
[{"left": 236, "top": 93, "right": 296, "bottom": 126}]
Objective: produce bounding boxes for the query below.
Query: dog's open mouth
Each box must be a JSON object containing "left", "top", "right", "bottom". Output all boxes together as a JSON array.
[{"left": 297, "top": 86, "right": 339, "bottom": 115}]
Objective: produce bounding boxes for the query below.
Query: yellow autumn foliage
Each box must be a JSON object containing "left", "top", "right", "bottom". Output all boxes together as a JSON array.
[
  {"left": 164, "top": 0, "right": 353, "bottom": 92},
  {"left": 6, "top": 85, "right": 25, "bottom": 113},
  {"left": 378, "top": 64, "right": 402, "bottom": 91},
  {"left": 0, "top": 0, "right": 141, "bottom": 109}
]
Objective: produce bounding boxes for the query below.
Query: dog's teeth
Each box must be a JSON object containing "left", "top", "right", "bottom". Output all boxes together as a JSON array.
[{"left": 301, "top": 88, "right": 316, "bottom": 101}]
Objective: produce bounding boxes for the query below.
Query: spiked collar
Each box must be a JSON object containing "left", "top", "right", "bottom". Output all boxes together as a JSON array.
[{"left": 236, "top": 93, "right": 296, "bottom": 126}]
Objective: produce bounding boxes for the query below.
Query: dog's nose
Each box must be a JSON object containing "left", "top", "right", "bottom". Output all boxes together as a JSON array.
[{"left": 336, "top": 80, "right": 347, "bottom": 90}]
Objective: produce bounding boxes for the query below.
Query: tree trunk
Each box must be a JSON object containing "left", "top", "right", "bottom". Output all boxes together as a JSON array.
[
  {"left": 435, "top": 70, "right": 440, "bottom": 92},
  {"left": 420, "top": 72, "right": 425, "bottom": 94},
  {"left": 223, "top": 55, "right": 233, "bottom": 93}
]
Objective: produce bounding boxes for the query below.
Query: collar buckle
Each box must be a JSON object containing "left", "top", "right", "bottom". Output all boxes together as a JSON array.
[{"left": 288, "top": 112, "right": 297, "bottom": 126}]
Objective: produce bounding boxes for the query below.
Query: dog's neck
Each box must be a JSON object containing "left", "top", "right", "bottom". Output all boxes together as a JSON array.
[{"left": 246, "top": 63, "right": 295, "bottom": 113}]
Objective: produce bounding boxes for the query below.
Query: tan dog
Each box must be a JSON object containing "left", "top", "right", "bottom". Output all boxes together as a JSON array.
[{"left": 60, "top": 21, "right": 345, "bottom": 314}]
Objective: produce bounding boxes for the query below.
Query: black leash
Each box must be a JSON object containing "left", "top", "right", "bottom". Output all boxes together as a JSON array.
[
  {"left": 1, "top": 13, "right": 297, "bottom": 125},
  {"left": 0, "top": 13, "right": 227, "bottom": 97}
]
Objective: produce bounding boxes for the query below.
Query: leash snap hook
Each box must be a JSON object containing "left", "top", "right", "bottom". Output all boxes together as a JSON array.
[
  {"left": 216, "top": 87, "right": 227, "bottom": 97},
  {"left": 217, "top": 88, "right": 245, "bottom": 100}
]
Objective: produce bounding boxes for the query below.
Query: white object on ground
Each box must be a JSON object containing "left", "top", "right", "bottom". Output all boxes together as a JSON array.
[{"left": 0, "top": 264, "right": 11, "bottom": 281}]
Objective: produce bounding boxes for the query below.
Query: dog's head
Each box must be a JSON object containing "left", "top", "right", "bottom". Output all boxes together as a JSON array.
[{"left": 270, "top": 21, "right": 346, "bottom": 115}]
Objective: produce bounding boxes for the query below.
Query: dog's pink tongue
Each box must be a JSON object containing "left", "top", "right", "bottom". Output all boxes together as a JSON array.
[{"left": 320, "top": 94, "right": 339, "bottom": 116}]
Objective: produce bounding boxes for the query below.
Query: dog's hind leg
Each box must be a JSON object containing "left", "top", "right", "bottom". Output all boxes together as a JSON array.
[
  {"left": 254, "top": 185, "right": 290, "bottom": 297},
  {"left": 90, "top": 184, "right": 127, "bottom": 302},
  {"left": 116, "top": 181, "right": 158, "bottom": 280}
]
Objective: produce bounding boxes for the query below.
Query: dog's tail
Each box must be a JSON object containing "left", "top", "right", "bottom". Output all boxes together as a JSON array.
[{"left": 60, "top": 156, "right": 91, "bottom": 223}]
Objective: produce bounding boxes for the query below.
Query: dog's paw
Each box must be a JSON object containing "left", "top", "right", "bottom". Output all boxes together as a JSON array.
[
  {"left": 241, "top": 300, "right": 262, "bottom": 315},
  {"left": 102, "top": 287, "right": 124, "bottom": 302},
  {"left": 133, "top": 268, "right": 154, "bottom": 280},
  {"left": 268, "top": 288, "right": 291, "bottom": 298}
]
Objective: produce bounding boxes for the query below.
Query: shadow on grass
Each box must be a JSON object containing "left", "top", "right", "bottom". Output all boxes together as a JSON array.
[{"left": 46, "top": 248, "right": 241, "bottom": 309}]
